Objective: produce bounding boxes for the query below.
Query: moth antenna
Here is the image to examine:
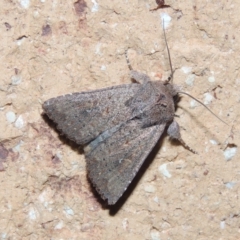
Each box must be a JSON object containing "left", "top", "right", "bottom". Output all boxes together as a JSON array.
[
  {"left": 125, "top": 49, "right": 133, "bottom": 71},
  {"left": 162, "top": 19, "right": 174, "bottom": 84},
  {"left": 179, "top": 91, "right": 228, "bottom": 125}
]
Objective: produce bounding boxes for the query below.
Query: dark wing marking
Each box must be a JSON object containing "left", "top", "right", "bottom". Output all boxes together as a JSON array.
[
  {"left": 84, "top": 119, "right": 166, "bottom": 204},
  {"left": 43, "top": 83, "right": 140, "bottom": 145}
]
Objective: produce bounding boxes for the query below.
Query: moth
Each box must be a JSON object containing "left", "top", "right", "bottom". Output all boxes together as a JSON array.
[{"left": 42, "top": 24, "right": 222, "bottom": 205}]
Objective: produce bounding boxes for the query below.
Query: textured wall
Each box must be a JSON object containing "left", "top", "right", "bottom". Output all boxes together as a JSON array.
[{"left": 0, "top": 0, "right": 239, "bottom": 239}]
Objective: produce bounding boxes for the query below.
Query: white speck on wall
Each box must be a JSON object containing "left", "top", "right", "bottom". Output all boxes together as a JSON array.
[
  {"left": 28, "top": 207, "right": 38, "bottom": 220},
  {"left": 55, "top": 151, "right": 62, "bottom": 160},
  {"left": 14, "top": 115, "right": 24, "bottom": 129},
  {"left": 205, "top": 146, "right": 209, "bottom": 152},
  {"left": 64, "top": 206, "right": 74, "bottom": 216},
  {"left": 52, "top": 0, "right": 58, "bottom": 8},
  {"left": 150, "top": 229, "right": 161, "bottom": 240},
  {"left": 11, "top": 75, "right": 22, "bottom": 85},
  {"left": 159, "top": 163, "right": 172, "bottom": 178},
  {"left": 160, "top": 13, "right": 171, "bottom": 29},
  {"left": 43, "top": 202, "right": 48, "bottom": 208},
  {"left": 7, "top": 203, "right": 12, "bottom": 210},
  {"left": 144, "top": 184, "right": 156, "bottom": 193},
  {"left": 16, "top": 38, "right": 25, "bottom": 46},
  {"left": 71, "top": 161, "right": 80, "bottom": 170},
  {"left": 38, "top": 190, "right": 49, "bottom": 203},
  {"left": 185, "top": 74, "right": 195, "bottom": 86},
  {"left": 208, "top": 76, "right": 215, "bottom": 83},
  {"left": 101, "top": 65, "right": 106, "bottom": 71},
  {"left": 203, "top": 93, "right": 214, "bottom": 105},
  {"left": 40, "top": 0, "right": 45, "bottom": 2},
  {"left": 91, "top": 0, "right": 99, "bottom": 12},
  {"left": 181, "top": 66, "right": 192, "bottom": 74},
  {"left": 150, "top": 49, "right": 155, "bottom": 54},
  {"left": 13, "top": 140, "right": 24, "bottom": 152},
  {"left": 224, "top": 146, "right": 237, "bottom": 161},
  {"left": 122, "top": 218, "right": 128, "bottom": 230},
  {"left": 95, "top": 43, "right": 101, "bottom": 55},
  {"left": 220, "top": 220, "right": 225, "bottom": 229},
  {"left": 19, "top": 0, "right": 30, "bottom": 9},
  {"left": 225, "top": 182, "right": 236, "bottom": 189},
  {"left": 209, "top": 139, "right": 218, "bottom": 145},
  {"left": 65, "top": 63, "right": 72, "bottom": 70},
  {"left": 33, "top": 10, "right": 39, "bottom": 18},
  {"left": 112, "top": 23, "right": 118, "bottom": 28},
  {"left": 1, "top": 233, "right": 7, "bottom": 239},
  {"left": 6, "top": 111, "right": 16, "bottom": 123},
  {"left": 190, "top": 100, "right": 197, "bottom": 108},
  {"left": 235, "top": 78, "right": 240, "bottom": 85},
  {"left": 153, "top": 196, "right": 159, "bottom": 203},
  {"left": 55, "top": 221, "right": 64, "bottom": 230}
]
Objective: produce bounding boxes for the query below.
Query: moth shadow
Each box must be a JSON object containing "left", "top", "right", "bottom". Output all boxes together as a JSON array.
[{"left": 107, "top": 130, "right": 168, "bottom": 215}]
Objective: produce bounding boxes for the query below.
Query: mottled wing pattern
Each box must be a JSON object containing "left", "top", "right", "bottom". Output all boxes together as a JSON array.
[
  {"left": 84, "top": 119, "right": 166, "bottom": 204},
  {"left": 43, "top": 84, "right": 140, "bottom": 145}
]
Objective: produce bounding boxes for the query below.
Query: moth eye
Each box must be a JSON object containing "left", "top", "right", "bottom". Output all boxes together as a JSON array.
[{"left": 156, "top": 93, "right": 166, "bottom": 102}]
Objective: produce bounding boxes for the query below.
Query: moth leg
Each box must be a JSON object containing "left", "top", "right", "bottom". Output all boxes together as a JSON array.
[
  {"left": 125, "top": 50, "right": 151, "bottom": 84},
  {"left": 167, "top": 121, "right": 197, "bottom": 154},
  {"left": 163, "top": 69, "right": 176, "bottom": 85}
]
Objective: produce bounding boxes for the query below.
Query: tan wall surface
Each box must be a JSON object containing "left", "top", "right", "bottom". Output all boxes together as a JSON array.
[{"left": 0, "top": 0, "right": 239, "bottom": 239}]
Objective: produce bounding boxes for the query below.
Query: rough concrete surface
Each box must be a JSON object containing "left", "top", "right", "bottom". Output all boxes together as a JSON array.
[{"left": 0, "top": 0, "right": 239, "bottom": 239}]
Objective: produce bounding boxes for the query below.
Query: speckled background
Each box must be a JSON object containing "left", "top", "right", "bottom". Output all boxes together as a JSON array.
[{"left": 0, "top": 0, "right": 239, "bottom": 239}]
